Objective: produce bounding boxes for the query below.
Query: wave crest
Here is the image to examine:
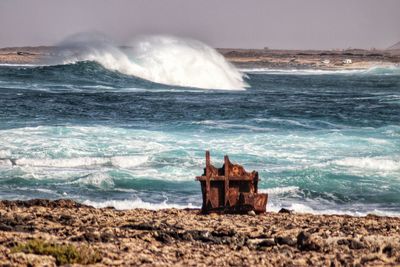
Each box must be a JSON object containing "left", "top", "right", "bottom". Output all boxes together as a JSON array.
[{"left": 51, "top": 33, "right": 247, "bottom": 90}]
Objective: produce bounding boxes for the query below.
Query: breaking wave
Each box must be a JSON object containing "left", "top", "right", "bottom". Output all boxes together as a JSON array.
[
  {"left": 333, "top": 157, "right": 400, "bottom": 172},
  {"left": 259, "top": 186, "right": 300, "bottom": 195},
  {"left": 83, "top": 198, "right": 199, "bottom": 210},
  {"left": 48, "top": 33, "right": 247, "bottom": 90}
]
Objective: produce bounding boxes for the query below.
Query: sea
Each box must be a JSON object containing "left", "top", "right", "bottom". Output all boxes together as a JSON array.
[{"left": 0, "top": 36, "right": 399, "bottom": 216}]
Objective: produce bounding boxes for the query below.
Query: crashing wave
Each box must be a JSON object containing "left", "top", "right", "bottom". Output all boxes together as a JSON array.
[
  {"left": 83, "top": 198, "right": 199, "bottom": 210},
  {"left": 49, "top": 33, "right": 248, "bottom": 90}
]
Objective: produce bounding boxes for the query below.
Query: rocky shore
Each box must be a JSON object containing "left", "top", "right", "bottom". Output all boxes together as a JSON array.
[{"left": 0, "top": 199, "right": 399, "bottom": 266}]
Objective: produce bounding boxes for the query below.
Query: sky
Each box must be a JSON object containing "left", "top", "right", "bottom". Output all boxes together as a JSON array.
[{"left": 0, "top": 0, "right": 399, "bottom": 49}]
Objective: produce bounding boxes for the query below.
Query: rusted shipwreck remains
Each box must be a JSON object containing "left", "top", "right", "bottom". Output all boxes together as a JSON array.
[{"left": 196, "top": 151, "right": 268, "bottom": 214}]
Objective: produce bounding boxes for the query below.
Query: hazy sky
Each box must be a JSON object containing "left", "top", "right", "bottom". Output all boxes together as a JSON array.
[{"left": 1, "top": 0, "right": 399, "bottom": 49}]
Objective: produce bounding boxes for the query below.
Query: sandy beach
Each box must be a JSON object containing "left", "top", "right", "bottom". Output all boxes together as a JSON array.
[{"left": 0, "top": 199, "right": 399, "bottom": 266}]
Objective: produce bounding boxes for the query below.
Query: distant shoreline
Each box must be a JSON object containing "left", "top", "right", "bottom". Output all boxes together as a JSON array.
[
  {"left": 0, "top": 199, "right": 400, "bottom": 266},
  {"left": 1, "top": 46, "right": 399, "bottom": 70},
  {"left": 218, "top": 47, "right": 400, "bottom": 70}
]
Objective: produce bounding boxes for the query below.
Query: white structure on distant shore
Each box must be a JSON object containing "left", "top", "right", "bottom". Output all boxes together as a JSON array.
[
  {"left": 321, "top": 59, "right": 330, "bottom": 64},
  {"left": 343, "top": 59, "right": 352, "bottom": 64}
]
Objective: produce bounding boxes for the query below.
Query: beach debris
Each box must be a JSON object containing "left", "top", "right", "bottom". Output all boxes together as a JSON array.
[{"left": 196, "top": 151, "right": 268, "bottom": 214}]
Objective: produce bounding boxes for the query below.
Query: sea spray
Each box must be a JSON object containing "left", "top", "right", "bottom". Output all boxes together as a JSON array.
[
  {"left": 126, "top": 35, "right": 247, "bottom": 89},
  {"left": 51, "top": 33, "right": 248, "bottom": 90}
]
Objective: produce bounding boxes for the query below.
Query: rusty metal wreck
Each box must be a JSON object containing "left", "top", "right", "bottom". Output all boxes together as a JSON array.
[{"left": 196, "top": 151, "right": 268, "bottom": 214}]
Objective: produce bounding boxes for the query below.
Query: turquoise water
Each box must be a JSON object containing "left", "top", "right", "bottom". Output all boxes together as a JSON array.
[{"left": 0, "top": 61, "right": 399, "bottom": 215}]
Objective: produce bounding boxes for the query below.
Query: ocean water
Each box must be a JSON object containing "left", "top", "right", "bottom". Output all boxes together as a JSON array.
[{"left": 0, "top": 40, "right": 399, "bottom": 216}]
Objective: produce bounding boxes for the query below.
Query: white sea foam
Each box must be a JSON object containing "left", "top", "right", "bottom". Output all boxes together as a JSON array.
[
  {"left": 110, "top": 155, "right": 149, "bottom": 168},
  {"left": 34, "top": 188, "right": 57, "bottom": 194},
  {"left": 83, "top": 198, "right": 199, "bottom": 210},
  {"left": 54, "top": 33, "right": 247, "bottom": 90},
  {"left": 268, "top": 202, "right": 400, "bottom": 217},
  {"left": 259, "top": 186, "right": 300, "bottom": 195},
  {"left": 12, "top": 155, "right": 148, "bottom": 169},
  {"left": 0, "top": 149, "right": 11, "bottom": 158},
  {"left": 76, "top": 172, "right": 115, "bottom": 188},
  {"left": 0, "top": 159, "right": 12, "bottom": 166},
  {"left": 365, "top": 138, "right": 390, "bottom": 145},
  {"left": 333, "top": 157, "right": 400, "bottom": 171},
  {"left": 15, "top": 157, "right": 109, "bottom": 168}
]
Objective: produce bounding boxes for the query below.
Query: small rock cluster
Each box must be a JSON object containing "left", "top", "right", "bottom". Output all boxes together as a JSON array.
[{"left": 0, "top": 199, "right": 399, "bottom": 266}]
